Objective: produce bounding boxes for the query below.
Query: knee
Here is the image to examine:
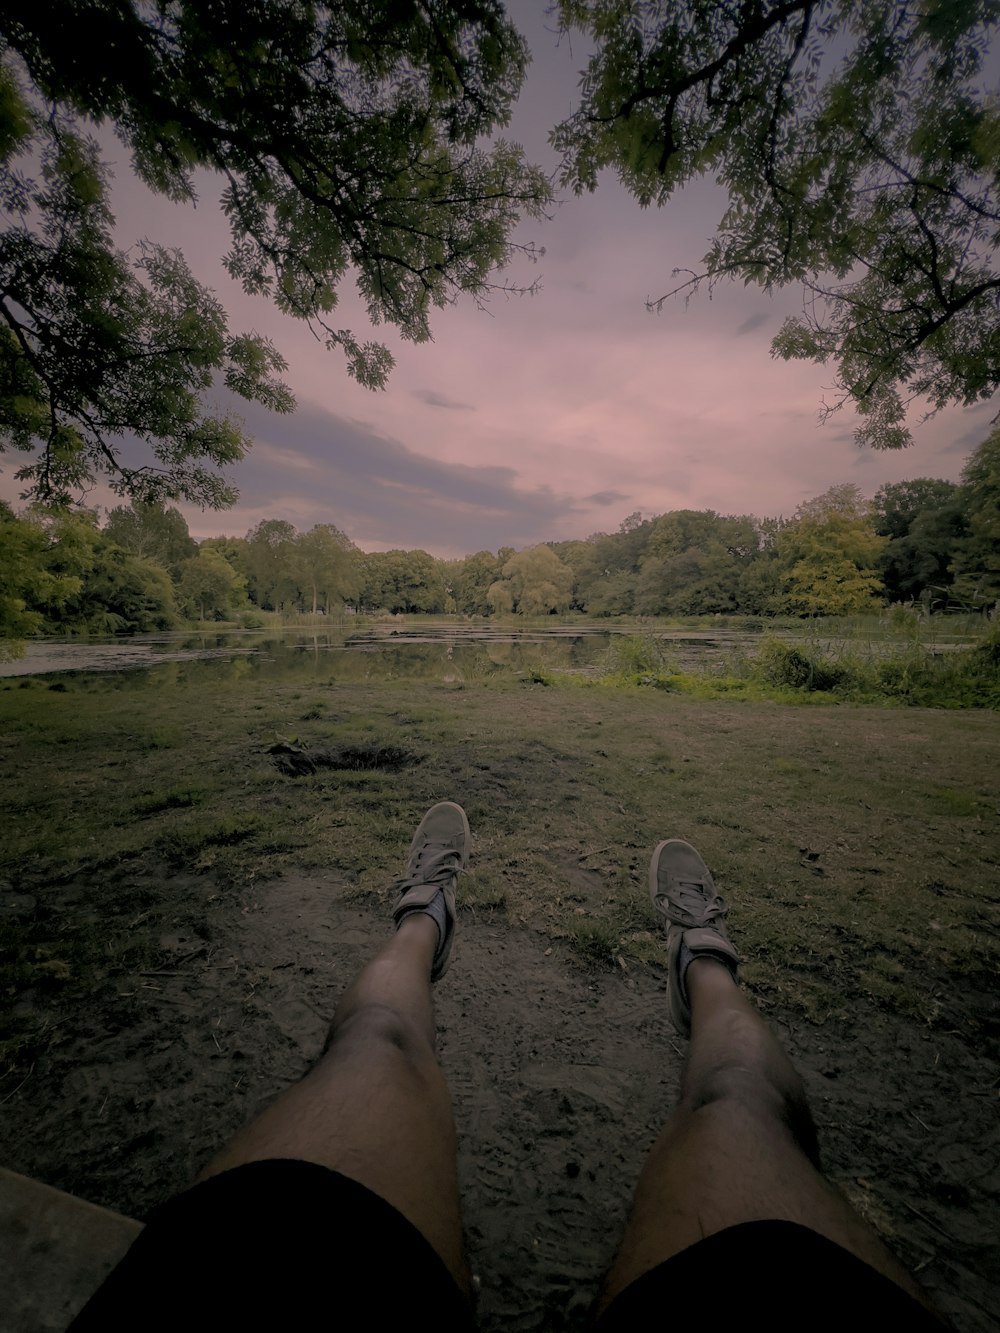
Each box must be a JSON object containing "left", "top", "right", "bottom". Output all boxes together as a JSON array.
[
  {"left": 324, "top": 1002, "right": 433, "bottom": 1068},
  {"left": 686, "top": 1061, "right": 821, "bottom": 1167}
]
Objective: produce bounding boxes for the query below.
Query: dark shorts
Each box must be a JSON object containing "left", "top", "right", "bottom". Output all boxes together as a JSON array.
[{"left": 70, "top": 1159, "right": 943, "bottom": 1330}]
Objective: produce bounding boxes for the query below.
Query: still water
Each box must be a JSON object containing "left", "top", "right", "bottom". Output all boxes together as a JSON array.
[{"left": 0, "top": 622, "right": 745, "bottom": 685}]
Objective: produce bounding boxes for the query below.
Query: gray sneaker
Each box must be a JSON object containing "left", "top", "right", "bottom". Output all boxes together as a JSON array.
[
  {"left": 649, "top": 839, "right": 740, "bottom": 1036},
  {"left": 391, "top": 802, "right": 470, "bottom": 980}
]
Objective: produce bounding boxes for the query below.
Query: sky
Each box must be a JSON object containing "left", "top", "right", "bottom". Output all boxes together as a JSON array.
[{"left": 8, "top": 3, "right": 997, "bottom": 558}]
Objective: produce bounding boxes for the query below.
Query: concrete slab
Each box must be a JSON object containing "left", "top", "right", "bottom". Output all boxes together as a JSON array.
[{"left": 0, "top": 1168, "right": 143, "bottom": 1332}]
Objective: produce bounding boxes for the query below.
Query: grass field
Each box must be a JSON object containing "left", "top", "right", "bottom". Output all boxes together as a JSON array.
[{"left": 2, "top": 663, "right": 998, "bottom": 1075}]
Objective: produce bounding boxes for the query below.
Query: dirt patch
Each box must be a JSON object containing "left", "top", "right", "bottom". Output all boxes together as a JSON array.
[
  {"left": 2, "top": 676, "right": 998, "bottom": 1328},
  {"left": 1, "top": 869, "right": 996, "bottom": 1332},
  {"left": 267, "top": 740, "right": 421, "bottom": 776}
]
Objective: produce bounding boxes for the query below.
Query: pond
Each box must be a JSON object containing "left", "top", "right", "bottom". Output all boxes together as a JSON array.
[
  {"left": 0, "top": 622, "right": 754, "bottom": 686},
  {"left": 3, "top": 620, "right": 978, "bottom": 688}
]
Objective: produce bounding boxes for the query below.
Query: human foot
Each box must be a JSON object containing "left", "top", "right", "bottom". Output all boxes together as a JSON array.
[
  {"left": 391, "top": 802, "right": 469, "bottom": 980},
  {"left": 649, "top": 839, "right": 739, "bottom": 1036}
]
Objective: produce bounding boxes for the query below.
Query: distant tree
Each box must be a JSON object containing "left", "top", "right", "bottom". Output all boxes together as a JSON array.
[
  {"left": 636, "top": 511, "right": 759, "bottom": 614},
  {"left": 736, "top": 554, "right": 785, "bottom": 616},
  {"left": 360, "top": 550, "right": 446, "bottom": 614},
  {"left": 554, "top": 1, "right": 1000, "bottom": 449},
  {"left": 950, "top": 429, "right": 1000, "bottom": 608},
  {"left": 200, "top": 535, "right": 250, "bottom": 580},
  {"left": 451, "top": 550, "right": 503, "bottom": 616},
  {"left": 177, "top": 549, "right": 246, "bottom": 621},
  {"left": 244, "top": 519, "right": 299, "bottom": 611},
  {"left": 584, "top": 570, "right": 636, "bottom": 616},
  {"left": 0, "top": 3, "right": 549, "bottom": 504},
  {"left": 564, "top": 518, "right": 657, "bottom": 611},
  {"left": 103, "top": 502, "right": 197, "bottom": 579},
  {"left": 295, "top": 524, "right": 360, "bottom": 614},
  {"left": 37, "top": 510, "right": 177, "bottom": 631},
  {"left": 486, "top": 579, "right": 515, "bottom": 615},
  {"left": 793, "top": 484, "right": 871, "bottom": 524},
  {"left": 872, "top": 479, "right": 960, "bottom": 543},
  {"left": 773, "top": 486, "right": 886, "bottom": 615},
  {"left": 491, "top": 544, "right": 574, "bottom": 615},
  {"left": 0, "top": 502, "right": 80, "bottom": 651},
  {"left": 872, "top": 479, "right": 963, "bottom": 603}
]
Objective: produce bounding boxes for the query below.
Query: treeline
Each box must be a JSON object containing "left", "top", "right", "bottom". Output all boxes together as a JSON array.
[{"left": 2, "top": 431, "right": 997, "bottom": 639}]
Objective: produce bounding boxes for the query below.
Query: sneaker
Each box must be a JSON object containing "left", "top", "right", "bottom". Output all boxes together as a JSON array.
[
  {"left": 649, "top": 839, "right": 739, "bottom": 1036},
  {"left": 391, "top": 802, "right": 470, "bottom": 980}
]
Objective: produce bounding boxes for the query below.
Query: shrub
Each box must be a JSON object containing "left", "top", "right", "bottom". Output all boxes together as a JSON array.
[{"left": 754, "top": 639, "right": 848, "bottom": 692}]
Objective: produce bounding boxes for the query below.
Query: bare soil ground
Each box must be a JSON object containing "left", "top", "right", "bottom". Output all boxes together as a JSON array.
[{"left": 1, "top": 676, "right": 998, "bottom": 1329}]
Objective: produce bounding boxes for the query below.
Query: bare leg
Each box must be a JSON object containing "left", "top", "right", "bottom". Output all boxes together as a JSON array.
[
  {"left": 199, "top": 913, "right": 469, "bottom": 1294},
  {"left": 597, "top": 958, "right": 934, "bottom": 1316}
]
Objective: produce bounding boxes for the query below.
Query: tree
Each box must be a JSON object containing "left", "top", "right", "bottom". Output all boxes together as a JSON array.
[
  {"left": 176, "top": 548, "right": 246, "bottom": 621},
  {"left": 872, "top": 479, "right": 962, "bottom": 603},
  {"left": 0, "top": 2, "right": 550, "bottom": 504},
  {"left": 244, "top": 518, "right": 299, "bottom": 611},
  {"left": 872, "top": 479, "right": 960, "bottom": 543},
  {"left": 635, "top": 510, "right": 759, "bottom": 614},
  {"left": 360, "top": 549, "right": 447, "bottom": 613},
  {"left": 559, "top": 519, "right": 656, "bottom": 611},
  {"left": 103, "top": 501, "right": 197, "bottom": 578},
  {"left": 294, "top": 524, "right": 360, "bottom": 615},
  {"left": 200, "top": 535, "right": 250, "bottom": 580},
  {"left": 34, "top": 508, "right": 178, "bottom": 631},
  {"left": 0, "top": 502, "right": 80, "bottom": 650},
  {"left": 554, "top": 2, "right": 1000, "bottom": 448},
  {"left": 451, "top": 549, "right": 503, "bottom": 616},
  {"left": 489, "top": 544, "right": 574, "bottom": 615},
  {"left": 772, "top": 486, "right": 886, "bottom": 615},
  {"left": 950, "top": 429, "right": 1000, "bottom": 608}
]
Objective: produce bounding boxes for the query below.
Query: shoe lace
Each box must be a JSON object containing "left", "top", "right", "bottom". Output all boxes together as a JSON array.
[
  {"left": 669, "top": 878, "right": 727, "bottom": 929},
  {"left": 392, "top": 844, "right": 463, "bottom": 894}
]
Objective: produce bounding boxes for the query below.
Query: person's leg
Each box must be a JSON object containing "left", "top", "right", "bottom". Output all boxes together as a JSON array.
[
  {"left": 198, "top": 802, "right": 471, "bottom": 1294},
  {"left": 595, "top": 841, "right": 936, "bottom": 1318}
]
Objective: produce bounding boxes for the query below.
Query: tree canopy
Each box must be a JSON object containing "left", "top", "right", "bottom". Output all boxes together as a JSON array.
[
  {"left": 0, "top": 0, "right": 550, "bottom": 504},
  {"left": 4, "top": 1, "right": 1000, "bottom": 509},
  {"left": 554, "top": 0, "right": 1000, "bottom": 448}
]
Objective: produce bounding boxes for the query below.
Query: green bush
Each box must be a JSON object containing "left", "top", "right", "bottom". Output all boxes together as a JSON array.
[
  {"left": 602, "top": 633, "right": 674, "bottom": 679},
  {"left": 754, "top": 638, "right": 848, "bottom": 692}
]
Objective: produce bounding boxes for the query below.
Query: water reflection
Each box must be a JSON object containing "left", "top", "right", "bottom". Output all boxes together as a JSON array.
[
  {"left": 3, "top": 623, "right": 758, "bottom": 687},
  {"left": 2, "top": 624, "right": 622, "bottom": 686}
]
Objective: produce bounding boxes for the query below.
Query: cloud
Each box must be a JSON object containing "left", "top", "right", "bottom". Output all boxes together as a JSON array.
[
  {"left": 185, "top": 391, "right": 586, "bottom": 557},
  {"left": 411, "top": 389, "right": 474, "bottom": 411},
  {"left": 585, "top": 490, "right": 629, "bottom": 505},
  {"left": 735, "top": 311, "right": 770, "bottom": 337},
  {"left": 939, "top": 403, "right": 996, "bottom": 455}
]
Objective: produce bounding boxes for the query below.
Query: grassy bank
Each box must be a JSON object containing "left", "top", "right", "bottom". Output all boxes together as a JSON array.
[
  {"left": 597, "top": 617, "right": 1000, "bottom": 709},
  {"left": 2, "top": 666, "right": 997, "bottom": 1076}
]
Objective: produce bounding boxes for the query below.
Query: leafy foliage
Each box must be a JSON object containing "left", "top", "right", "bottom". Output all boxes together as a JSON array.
[
  {"left": 0, "top": 501, "right": 80, "bottom": 649},
  {"left": 489, "top": 544, "right": 574, "bottom": 614},
  {"left": 0, "top": 1, "right": 550, "bottom": 503},
  {"left": 360, "top": 548, "right": 448, "bottom": 613},
  {"left": 176, "top": 548, "right": 245, "bottom": 621},
  {"left": 554, "top": 1, "right": 1000, "bottom": 447},
  {"left": 103, "top": 502, "right": 197, "bottom": 577},
  {"left": 772, "top": 485, "right": 887, "bottom": 615},
  {"left": 949, "top": 426, "right": 1000, "bottom": 607}
]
